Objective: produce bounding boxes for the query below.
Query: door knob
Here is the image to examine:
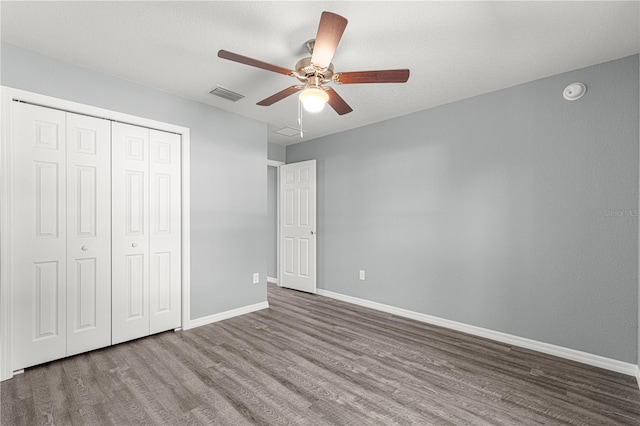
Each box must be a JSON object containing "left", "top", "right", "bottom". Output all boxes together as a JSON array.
[
  {"left": 81, "top": 245, "right": 89, "bottom": 251},
  {"left": 132, "top": 243, "right": 137, "bottom": 248},
  {"left": 310, "top": 231, "right": 315, "bottom": 235}
]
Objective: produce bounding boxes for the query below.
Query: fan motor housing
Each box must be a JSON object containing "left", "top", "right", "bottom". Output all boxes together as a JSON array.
[{"left": 294, "top": 57, "right": 334, "bottom": 84}]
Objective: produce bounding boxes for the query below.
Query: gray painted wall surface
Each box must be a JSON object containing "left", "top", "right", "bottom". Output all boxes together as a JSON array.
[
  {"left": 2, "top": 43, "right": 268, "bottom": 320},
  {"left": 287, "top": 55, "right": 639, "bottom": 363},
  {"left": 268, "top": 143, "right": 285, "bottom": 162},
  {"left": 267, "top": 166, "right": 278, "bottom": 279}
]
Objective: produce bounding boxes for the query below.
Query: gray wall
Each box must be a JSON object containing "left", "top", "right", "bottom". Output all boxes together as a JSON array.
[
  {"left": 287, "top": 55, "right": 639, "bottom": 364},
  {"left": 267, "top": 166, "right": 278, "bottom": 279},
  {"left": 2, "top": 42, "right": 268, "bottom": 320},
  {"left": 268, "top": 143, "right": 286, "bottom": 162}
]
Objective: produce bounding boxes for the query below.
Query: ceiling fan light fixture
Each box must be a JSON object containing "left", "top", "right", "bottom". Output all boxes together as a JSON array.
[
  {"left": 299, "top": 87, "right": 329, "bottom": 112},
  {"left": 219, "top": 11, "right": 409, "bottom": 116}
]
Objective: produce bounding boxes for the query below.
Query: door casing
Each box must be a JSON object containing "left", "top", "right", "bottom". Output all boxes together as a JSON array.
[{"left": 267, "top": 159, "right": 284, "bottom": 285}]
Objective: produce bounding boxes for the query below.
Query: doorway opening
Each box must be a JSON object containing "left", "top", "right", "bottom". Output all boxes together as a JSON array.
[{"left": 267, "top": 160, "right": 284, "bottom": 285}]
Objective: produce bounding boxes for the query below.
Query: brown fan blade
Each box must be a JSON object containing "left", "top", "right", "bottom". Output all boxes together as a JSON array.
[
  {"left": 334, "top": 69, "right": 410, "bottom": 84},
  {"left": 218, "top": 50, "right": 292, "bottom": 76},
  {"left": 311, "top": 12, "right": 348, "bottom": 70},
  {"left": 325, "top": 88, "right": 353, "bottom": 115},
  {"left": 257, "top": 86, "right": 302, "bottom": 106}
]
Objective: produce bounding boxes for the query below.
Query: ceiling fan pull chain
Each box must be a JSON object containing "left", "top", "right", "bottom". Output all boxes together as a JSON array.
[{"left": 298, "top": 99, "right": 303, "bottom": 138}]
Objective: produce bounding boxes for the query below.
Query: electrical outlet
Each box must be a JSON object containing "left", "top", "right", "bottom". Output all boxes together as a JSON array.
[
  {"left": 253, "top": 273, "right": 260, "bottom": 284},
  {"left": 359, "top": 270, "right": 365, "bottom": 281}
]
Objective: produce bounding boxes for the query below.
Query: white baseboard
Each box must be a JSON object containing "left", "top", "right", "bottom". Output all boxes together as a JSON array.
[
  {"left": 316, "top": 289, "right": 638, "bottom": 377},
  {"left": 186, "top": 301, "right": 269, "bottom": 330},
  {"left": 267, "top": 276, "right": 279, "bottom": 284},
  {"left": 636, "top": 366, "right": 640, "bottom": 390}
]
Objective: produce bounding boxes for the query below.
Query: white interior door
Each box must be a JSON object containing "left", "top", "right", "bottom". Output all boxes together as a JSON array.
[
  {"left": 279, "top": 160, "right": 316, "bottom": 293},
  {"left": 12, "top": 102, "right": 67, "bottom": 370},
  {"left": 66, "top": 113, "right": 112, "bottom": 356},
  {"left": 111, "top": 122, "right": 150, "bottom": 344},
  {"left": 149, "top": 129, "right": 181, "bottom": 334}
]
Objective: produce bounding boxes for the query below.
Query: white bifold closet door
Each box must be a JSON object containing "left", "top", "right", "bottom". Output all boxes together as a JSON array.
[
  {"left": 148, "top": 129, "right": 182, "bottom": 334},
  {"left": 111, "top": 122, "right": 181, "bottom": 344},
  {"left": 66, "top": 113, "right": 112, "bottom": 356},
  {"left": 13, "top": 103, "right": 112, "bottom": 370}
]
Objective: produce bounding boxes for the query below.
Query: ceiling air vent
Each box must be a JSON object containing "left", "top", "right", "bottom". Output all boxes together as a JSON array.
[
  {"left": 209, "top": 86, "right": 245, "bottom": 102},
  {"left": 274, "top": 126, "right": 304, "bottom": 137}
]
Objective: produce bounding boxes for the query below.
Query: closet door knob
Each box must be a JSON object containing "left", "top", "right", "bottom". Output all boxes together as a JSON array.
[
  {"left": 81, "top": 245, "right": 89, "bottom": 251},
  {"left": 132, "top": 243, "right": 138, "bottom": 248}
]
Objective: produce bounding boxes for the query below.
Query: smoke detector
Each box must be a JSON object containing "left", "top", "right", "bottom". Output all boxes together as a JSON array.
[{"left": 563, "top": 82, "right": 587, "bottom": 101}]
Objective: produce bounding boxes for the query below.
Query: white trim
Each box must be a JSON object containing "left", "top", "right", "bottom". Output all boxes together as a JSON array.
[
  {"left": 4, "top": 88, "right": 189, "bottom": 135},
  {"left": 180, "top": 128, "right": 191, "bottom": 334},
  {"left": 316, "top": 288, "right": 638, "bottom": 377},
  {"left": 0, "top": 86, "right": 191, "bottom": 381},
  {"left": 636, "top": 366, "right": 640, "bottom": 391},
  {"left": 276, "top": 164, "right": 281, "bottom": 286},
  {"left": 267, "top": 159, "right": 285, "bottom": 167},
  {"left": 267, "top": 277, "right": 279, "bottom": 285},
  {"left": 0, "top": 89, "right": 14, "bottom": 382},
  {"left": 187, "top": 301, "right": 269, "bottom": 329}
]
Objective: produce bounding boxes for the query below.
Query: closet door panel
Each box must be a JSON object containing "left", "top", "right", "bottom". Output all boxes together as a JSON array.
[
  {"left": 112, "top": 122, "right": 150, "bottom": 344},
  {"left": 149, "top": 130, "right": 181, "bottom": 333},
  {"left": 13, "top": 103, "right": 67, "bottom": 370},
  {"left": 66, "top": 113, "right": 112, "bottom": 356}
]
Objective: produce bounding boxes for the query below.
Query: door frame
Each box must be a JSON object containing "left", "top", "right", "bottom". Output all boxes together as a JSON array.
[
  {"left": 0, "top": 86, "right": 191, "bottom": 381},
  {"left": 267, "top": 160, "right": 284, "bottom": 286}
]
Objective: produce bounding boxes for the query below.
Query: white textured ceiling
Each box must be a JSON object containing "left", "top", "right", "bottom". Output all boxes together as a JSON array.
[{"left": 1, "top": 1, "right": 639, "bottom": 146}]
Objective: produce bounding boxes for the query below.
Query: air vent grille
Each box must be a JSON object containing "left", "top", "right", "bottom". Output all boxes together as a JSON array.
[
  {"left": 209, "top": 86, "right": 245, "bottom": 102},
  {"left": 274, "top": 126, "right": 304, "bottom": 137}
]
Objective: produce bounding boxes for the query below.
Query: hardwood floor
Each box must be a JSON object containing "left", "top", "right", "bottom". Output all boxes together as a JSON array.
[{"left": 2, "top": 283, "right": 639, "bottom": 425}]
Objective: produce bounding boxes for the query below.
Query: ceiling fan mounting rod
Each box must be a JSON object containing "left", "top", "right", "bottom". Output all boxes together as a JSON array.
[
  {"left": 305, "top": 39, "right": 316, "bottom": 55},
  {"left": 307, "top": 75, "right": 322, "bottom": 89}
]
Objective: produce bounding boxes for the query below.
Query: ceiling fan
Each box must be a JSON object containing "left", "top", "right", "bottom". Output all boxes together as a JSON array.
[{"left": 217, "top": 11, "right": 410, "bottom": 115}]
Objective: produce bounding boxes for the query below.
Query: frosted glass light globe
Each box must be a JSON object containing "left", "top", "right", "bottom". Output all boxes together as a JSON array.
[{"left": 299, "top": 87, "right": 329, "bottom": 112}]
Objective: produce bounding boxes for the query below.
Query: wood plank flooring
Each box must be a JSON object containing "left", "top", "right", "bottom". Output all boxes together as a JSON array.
[{"left": 2, "top": 283, "right": 640, "bottom": 425}]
